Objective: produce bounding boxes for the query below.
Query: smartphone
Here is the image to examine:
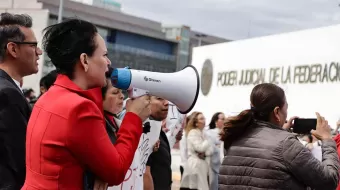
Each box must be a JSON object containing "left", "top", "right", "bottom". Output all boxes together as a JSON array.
[{"left": 293, "top": 118, "right": 317, "bottom": 134}]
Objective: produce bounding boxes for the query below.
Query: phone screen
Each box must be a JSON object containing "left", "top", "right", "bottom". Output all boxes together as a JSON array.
[{"left": 293, "top": 118, "right": 317, "bottom": 134}]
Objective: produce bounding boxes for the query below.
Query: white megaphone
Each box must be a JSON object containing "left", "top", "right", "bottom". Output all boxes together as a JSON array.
[{"left": 108, "top": 65, "right": 200, "bottom": 114}]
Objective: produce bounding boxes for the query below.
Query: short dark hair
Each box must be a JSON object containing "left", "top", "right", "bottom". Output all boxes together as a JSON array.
[
  {"left": 40, "top": 70, "right": 58, "bottom": 90},
  {"left": 42, "top": 18, "right": 98, "bottom": 78},
  {"left": 23, "top": 88, "right": 34, "bottom": 98},
  {"left": 0, "top": 12, "right": 33, "bottom": 62}
]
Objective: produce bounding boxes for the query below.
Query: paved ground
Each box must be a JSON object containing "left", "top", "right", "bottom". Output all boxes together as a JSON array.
[{"left": 171, "top": 149, "right": 181, "bottom": 190}]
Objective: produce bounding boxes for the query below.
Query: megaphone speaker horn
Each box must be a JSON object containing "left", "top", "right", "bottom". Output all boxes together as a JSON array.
[{"left": 109, "top": 65, "right": 200, "bottom": 114}]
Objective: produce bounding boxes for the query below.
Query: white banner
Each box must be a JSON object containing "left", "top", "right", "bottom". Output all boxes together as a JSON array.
[
  {"left": 109, "top": 118, "right": 161, "bottom": 190},
  {"left": 166, "top": 102, "right": 186, "bottom": 148}
]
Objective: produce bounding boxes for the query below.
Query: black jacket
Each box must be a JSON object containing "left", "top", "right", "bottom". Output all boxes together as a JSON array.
[
  {"left": 0, "top": 69, "right": 31, "bottom": 190},
  {"left": 146, "top": 130, "right": 172, "bottom": 190}
]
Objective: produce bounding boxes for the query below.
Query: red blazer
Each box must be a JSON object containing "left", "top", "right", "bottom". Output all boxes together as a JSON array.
[{"left": 22, "top": 75, "right": 142, "bottom": 190}]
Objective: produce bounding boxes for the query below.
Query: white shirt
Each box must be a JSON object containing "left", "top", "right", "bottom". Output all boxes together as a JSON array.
[
  {"left": 12, "top": 78, "right": 21, "bottom": 91},
  {"left": 205, "top": 128, "right": 221, "bottom": 147},
  {"left": 179, "top": 131, "right": 188, "bottom": 166},
  {"left": 310, "top": 141, "right": 322, "bottom": 161},
  {"left": 298, "top": 138, "right": 322, "bottom": 161}
]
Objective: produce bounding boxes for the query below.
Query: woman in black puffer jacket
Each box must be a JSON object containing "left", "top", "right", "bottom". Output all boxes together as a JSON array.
[{"left": 219, "top": 83, "right": 339, "bottom": 190}]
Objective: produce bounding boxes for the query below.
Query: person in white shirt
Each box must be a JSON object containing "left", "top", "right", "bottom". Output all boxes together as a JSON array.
[
  {"left": 180, "top": 112, "right": 213, "bottom": 190},
  {"left": 205, "top": 112, "right": 225, "bottom": 190}
]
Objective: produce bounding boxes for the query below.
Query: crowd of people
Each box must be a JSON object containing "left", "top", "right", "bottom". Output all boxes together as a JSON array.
[{"left": 1, "top": 11, "right": 340, "bottom": 190}]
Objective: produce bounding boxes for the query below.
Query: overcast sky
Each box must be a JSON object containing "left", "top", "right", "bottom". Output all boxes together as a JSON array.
[{"left": 82, "top": 0, "right": 340, "bottom": 40}]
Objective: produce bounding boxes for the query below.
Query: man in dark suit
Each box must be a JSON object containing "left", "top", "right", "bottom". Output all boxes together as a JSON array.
[{"left": 0, "top": 13, "right": 42, "bottom": 189}]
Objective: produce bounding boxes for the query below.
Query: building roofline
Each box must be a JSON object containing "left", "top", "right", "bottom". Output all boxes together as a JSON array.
[
  {"left": 162, "top": 24, "right": 191, "bottom": 29},
  {"left": 190, "top": 30, "right": 232, "bottom": 43},
  {"left": 38, "top": 0, "right": 178, "bottom": 43}
]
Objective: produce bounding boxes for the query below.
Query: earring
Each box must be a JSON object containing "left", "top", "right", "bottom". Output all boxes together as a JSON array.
[{"left": 84, "top": 66, "right": 88, "bottom": 72}]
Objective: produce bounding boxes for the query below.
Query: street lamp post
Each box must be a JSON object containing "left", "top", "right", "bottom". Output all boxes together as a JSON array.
[{"left": 58, "top": 0, "right": 64, "bottom": 23}]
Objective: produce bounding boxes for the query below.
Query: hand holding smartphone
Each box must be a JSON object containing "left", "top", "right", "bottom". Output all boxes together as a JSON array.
[
  {"left": 311, "top": 112, "right": 332, "bottom": 140},
  {"left": 292, "top": 118, "right": 317, "bottom": 134},
  {"left": 292, "top": 113, "right": 332, "bottom": 140}
]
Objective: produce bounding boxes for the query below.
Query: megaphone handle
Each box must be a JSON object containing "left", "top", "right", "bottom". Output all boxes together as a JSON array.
[{"left": 128, "top": 88, "right": 150, "bottom": 98}]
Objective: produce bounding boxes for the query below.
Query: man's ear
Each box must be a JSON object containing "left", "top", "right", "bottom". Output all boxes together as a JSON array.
[{"left": 6, "top": 42, "right": 19, "bottom": 58}]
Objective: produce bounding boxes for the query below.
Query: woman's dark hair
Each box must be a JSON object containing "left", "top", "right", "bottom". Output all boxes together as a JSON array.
[
  {"left": 101, "top": 79, "right": 111, "bottom": 99},
  {"left": 42, "top": 18, "right": 98, "bottom": 78},
  {"left": 209, "top": 112, "right": 223, "bottom": 129},
  {"left": 221, "top": 83, "right": 286, "bottom": 149}
]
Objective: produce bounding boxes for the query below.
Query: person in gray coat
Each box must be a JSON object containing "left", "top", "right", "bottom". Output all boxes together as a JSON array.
[{"left": 219, "top": 83, "right": 339, "bottom": 190}]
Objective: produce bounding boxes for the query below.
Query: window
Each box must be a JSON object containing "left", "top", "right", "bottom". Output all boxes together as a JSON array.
[
  {"left": 97, "top": 26, "right": 109, "bottom": 41},
  {"left": 179, "top": 53, "right": 189, "bottom": 68},
  {"left": 107, "top": 30, "right": 117, "bottom": 43},
  {"left": 48, "top": 16, "right": 58, "bottom": 26},
  {"left": 180, "top": 41, "right": 189, "bottom": 52},
  {"left": 181, "top": 28, "right": 190, "bottom": 38}
]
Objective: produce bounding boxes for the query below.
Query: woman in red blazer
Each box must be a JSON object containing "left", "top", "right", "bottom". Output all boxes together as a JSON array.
[{"left": 22, "top": 18, "right": 151, "bottom": 190}]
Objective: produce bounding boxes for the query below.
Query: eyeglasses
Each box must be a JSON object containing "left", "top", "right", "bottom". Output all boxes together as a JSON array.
[{"left": 4, "top": 41, "right": 38, "bottom": 49}]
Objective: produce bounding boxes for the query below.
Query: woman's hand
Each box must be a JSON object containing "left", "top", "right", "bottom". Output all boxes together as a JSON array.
[
  {"left": 93, "top": 178, "right": 108, "bottom": 190},
  {"left": 126, "top": 95, "right": 151, "bottom": 121},
  {"left": 282, "top": 116, "right": 298, "bottom": 130},
  {"left": 311, "top": 112, "right": 332, "bottom": 140},
  {"left": 196, "top": 152, "right": 206, "bottom": 160}
]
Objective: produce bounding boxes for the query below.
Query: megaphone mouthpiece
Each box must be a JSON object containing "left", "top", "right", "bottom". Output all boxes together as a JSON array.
[{"left": 111, "top": 68, "right": 132, "bottom": 90}]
